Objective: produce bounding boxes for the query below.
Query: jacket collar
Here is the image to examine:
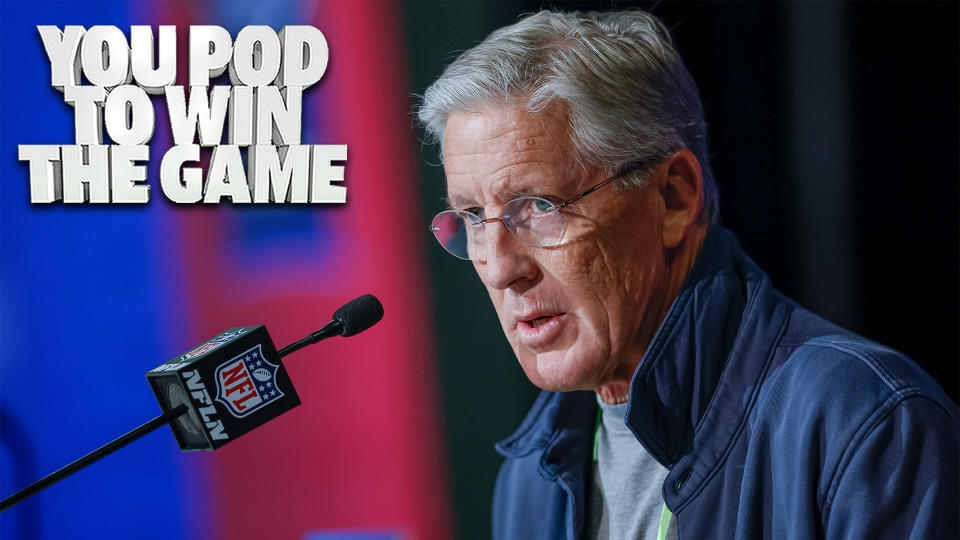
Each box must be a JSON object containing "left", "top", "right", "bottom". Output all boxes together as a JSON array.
[
  {"left": 625, "top": 225, "right": 748, "bottom": 467},
  {"left": 495, "top": 227, "right": 791, "bottom": 505},
  {"left": 494, "top": 388, "right": 597, "bottom": 479},
  {"left": 494, "top": 388, "right": 597, "bottom": 540}
]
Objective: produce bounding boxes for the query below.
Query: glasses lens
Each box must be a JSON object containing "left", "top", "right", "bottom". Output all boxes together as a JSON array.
[
  {"left": 431, "top": 211, "right": 483, "bottom": 260},
  {"left": 504, "top": 197, "right": 564, "bottom": 247}
]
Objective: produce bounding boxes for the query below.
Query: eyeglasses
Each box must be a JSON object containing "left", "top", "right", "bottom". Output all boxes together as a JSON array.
[{"left": 429, "top": 168, "right": 636, "bottom": 260}]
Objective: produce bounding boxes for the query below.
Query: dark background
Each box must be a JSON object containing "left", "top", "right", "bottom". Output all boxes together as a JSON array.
[{"left": 403, "top": 2, "right": 958, "bottom": 539}]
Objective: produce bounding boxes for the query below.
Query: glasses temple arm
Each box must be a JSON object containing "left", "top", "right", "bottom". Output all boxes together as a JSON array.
[{"left": 554, "top": 173, "right": 624, "bottom": 209}]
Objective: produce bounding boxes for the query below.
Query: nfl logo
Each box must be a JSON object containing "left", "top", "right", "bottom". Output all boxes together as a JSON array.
[
  {"left": 181, "top": 328, "right": 249, "bottom": 361},
  {"left": 214, "top": 344, "right": 285, "bottom": 418}
]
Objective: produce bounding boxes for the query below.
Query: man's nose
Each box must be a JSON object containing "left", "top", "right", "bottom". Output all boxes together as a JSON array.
[{"left": 476, "top": 220, "right": 538, "bottom": 291}]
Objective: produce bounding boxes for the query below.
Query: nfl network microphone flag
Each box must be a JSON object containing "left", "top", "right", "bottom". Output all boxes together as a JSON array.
[{"left": 146, "top": 325, "right": 300, "bottom": 451}]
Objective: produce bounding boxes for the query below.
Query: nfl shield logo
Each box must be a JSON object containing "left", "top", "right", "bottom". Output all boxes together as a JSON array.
[{"left": 214, "top": 344, "right": 285, "bottom": 418}]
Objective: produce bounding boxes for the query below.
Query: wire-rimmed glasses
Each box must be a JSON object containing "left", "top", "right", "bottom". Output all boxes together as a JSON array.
[{"left": 430, "top": 169, "right": 635, "bottom": 260}]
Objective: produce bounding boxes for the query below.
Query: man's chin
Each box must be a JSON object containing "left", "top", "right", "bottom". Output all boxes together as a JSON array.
[{"left": 518, "top": 351, "right": 600, "bottom": 393}]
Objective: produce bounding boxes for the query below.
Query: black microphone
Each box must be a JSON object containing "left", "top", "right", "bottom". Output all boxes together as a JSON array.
[
  {"left": 146, "top": 294, "right": 385, "bottom": 451},
  {"left": 0, "top": 294, "right": 383, "bottom": 512},
  {"left": 336, "top": 294, "right": 385, "bottom": 336},
  {"left": 277, "top": 294, "right": 384, "bottom": 356}
]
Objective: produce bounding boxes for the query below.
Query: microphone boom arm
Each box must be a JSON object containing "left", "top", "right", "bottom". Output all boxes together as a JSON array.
[
  {"left": 0, "top": 404, "right": 188, "bottom": 512},
  {"left": 277, "top": 320, "right": 343, "bottom": 357}
]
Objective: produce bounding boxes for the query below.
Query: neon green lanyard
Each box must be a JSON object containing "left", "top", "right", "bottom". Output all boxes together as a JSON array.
[
  {"left": 593, "top": 408, "right": 675, "bottom": 539},
  {"left": 657, "top": 503, "right": 674, "bottom": 540}
]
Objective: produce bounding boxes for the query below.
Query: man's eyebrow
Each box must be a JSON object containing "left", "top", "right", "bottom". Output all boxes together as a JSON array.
[
  {"left": 444, "top": 176, "right": 548, "bottom": 208},
  {"left": 444, "top": 192, "right": 472, "bottom": 208}
]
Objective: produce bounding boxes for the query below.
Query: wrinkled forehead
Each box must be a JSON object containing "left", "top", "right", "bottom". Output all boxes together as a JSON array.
[{"left": 441, "top": 103, "right": 576, "bottom": 207}]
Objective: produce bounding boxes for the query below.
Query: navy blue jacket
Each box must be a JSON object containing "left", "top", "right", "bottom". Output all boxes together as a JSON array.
[{"left": 492, "top": 227, "right": 959, "bottom": 539}]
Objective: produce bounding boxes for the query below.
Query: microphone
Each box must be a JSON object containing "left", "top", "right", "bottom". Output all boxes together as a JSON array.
[
  {"left": 277, "top": 294, "right": 384, "bottom": 356},
  {"left": 147, "top": 294, "right": 385, "bottom": 451},
  {"left": 0, "top": 294, "right": 383, "bottom": 512},
  {"left": 335, "top": 294, "right": 385, "bottom": 336}
]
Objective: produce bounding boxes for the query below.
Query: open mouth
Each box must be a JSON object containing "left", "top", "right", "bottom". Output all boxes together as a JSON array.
[
  {"left": 529, "top": 315, "right": 553, "bottom": 328},
  {"left": 516, "top": 313, "right": 566, "bottom": 348}
]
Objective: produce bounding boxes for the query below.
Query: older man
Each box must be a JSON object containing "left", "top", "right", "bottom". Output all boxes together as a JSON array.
[{"left": 419, "top": 9, "right": 958, "bottom": 540}]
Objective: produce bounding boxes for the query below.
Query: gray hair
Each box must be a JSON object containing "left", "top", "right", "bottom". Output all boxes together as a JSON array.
[{"left": 417, "top": 9, "right": 718, "bottom": 223}]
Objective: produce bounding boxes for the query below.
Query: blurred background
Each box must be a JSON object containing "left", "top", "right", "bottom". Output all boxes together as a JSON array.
[{"left": 1, "top": 2, "right": 955, "bottom": 540}]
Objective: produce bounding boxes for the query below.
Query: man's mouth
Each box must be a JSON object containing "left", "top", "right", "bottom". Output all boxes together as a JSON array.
[
  {"left": 529, "top": 315, "right": 552, "bottom": 329},
  {"left": 515, "top": 312, "right": 567, "bottom": 349},
  {"left": 516, "top": 312, "right": 564, "bottom": 331}
]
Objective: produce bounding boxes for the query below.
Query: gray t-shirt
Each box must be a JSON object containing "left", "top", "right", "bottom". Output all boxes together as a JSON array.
[{"left": 588, "top": 395, "right": 678, "bottom": 540}]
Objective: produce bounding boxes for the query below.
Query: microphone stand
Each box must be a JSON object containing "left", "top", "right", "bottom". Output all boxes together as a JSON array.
[
  {"left": 0, "top": 404, "right": 188, "bottom": 512},
  {"left": 0, "top": 297, "right": 378, "bottom": 513}
]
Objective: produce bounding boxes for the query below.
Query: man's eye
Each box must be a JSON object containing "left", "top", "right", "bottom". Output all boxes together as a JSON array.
[
  {"left": 463, "top": 207, "right": 483, "bottom": 218},
  {"left": 531, "top": 198, "right": 555, "bottom": 213}
]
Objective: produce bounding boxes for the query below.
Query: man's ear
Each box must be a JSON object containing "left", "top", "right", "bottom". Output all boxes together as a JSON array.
[{"left": 658, "top": 149, "right": 704, "bottom": 249}]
